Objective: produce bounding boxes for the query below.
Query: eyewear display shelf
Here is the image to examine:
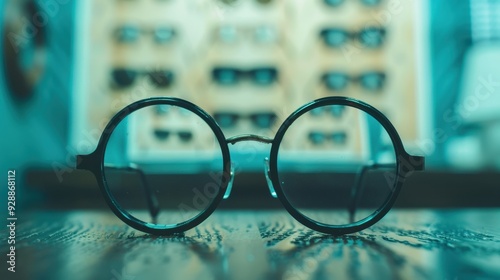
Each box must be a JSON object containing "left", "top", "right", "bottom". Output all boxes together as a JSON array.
[
  {"left": 1, "top": 209, "right": 499, "bottom": 280},
  {"left": 71, "top": 0, "right": 430, "bottom": 166}
]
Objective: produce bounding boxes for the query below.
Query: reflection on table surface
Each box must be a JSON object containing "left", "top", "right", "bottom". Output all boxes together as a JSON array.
[{"left": 1, "top": 209, "right": 500, "bottom": 280}]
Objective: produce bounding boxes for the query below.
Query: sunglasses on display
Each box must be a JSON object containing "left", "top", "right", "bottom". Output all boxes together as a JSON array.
[
  {"left": 322, "top": 71, "right": 386, "bottom": 92},
  {"left": 212, "top": 67, "right": 279, "bottom": 86},
  {"left": 320, "top": 27, "right": 386, "bottom": 48},
  {"left": 111, "top": 69, "right": 175, "bottom": 89},
  {"left": 213, "top": 112, "right": 278, "bottom": 129},
  {"left": 308, "top": 131, "right": 348, "bottom": 146},
  {"left": 153, "top": 129, "right": 194, "bottom": 143},
  {"left": 114, "top": 25, "right": 176, "bottom": 44}
]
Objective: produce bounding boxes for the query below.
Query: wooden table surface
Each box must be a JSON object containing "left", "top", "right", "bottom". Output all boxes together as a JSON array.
[{"left": 1, "top": 209, "right": 500, "bottom": 280}]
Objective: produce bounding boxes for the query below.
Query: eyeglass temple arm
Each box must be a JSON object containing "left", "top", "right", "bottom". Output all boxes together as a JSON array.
[
  {"left": 348, "top": 155, "right": 425, "bottom": 223},
  {"left": 348, "top": 162, "right": 393, "bottom": 223},
  {"left": 76, "top": 154, "right": 160, "bottom": 221},
  {"left": 106, "top": 164, "right": 160, "bottom": 221}
]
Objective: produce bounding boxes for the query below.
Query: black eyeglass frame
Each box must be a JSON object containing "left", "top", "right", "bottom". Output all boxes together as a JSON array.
[{"left": 76, "top": 96, "right": 424, "bottom": 236}]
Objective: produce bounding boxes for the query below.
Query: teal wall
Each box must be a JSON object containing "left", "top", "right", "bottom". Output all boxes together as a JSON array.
[{"left": 0, "top": 0, "right": 75, "bottom": 184}]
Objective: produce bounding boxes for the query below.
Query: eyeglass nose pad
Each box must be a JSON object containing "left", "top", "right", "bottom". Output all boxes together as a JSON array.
[
  {"left": 223, "top": 162, "right": 235, "bottom": 199},
  {"left": 264, "top": 157, "right": 278, "bottom": 198}
]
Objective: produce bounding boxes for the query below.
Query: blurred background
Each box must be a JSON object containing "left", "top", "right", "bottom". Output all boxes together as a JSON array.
[{"left": 1, "top": 0, "right": 500, "bottom": 211}]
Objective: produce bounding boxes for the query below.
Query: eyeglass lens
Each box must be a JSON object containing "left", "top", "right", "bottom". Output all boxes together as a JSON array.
[
  {"left": 103, "top": 103, "right": 226, "bottom": 227},
  {"left": 277, "top": 104, "right": 397, "bottom": 225}
]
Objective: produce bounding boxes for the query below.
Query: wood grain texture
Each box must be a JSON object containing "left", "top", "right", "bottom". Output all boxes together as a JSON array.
[{"left": 1, "top": 209, "right": 500, "bottom": 280}]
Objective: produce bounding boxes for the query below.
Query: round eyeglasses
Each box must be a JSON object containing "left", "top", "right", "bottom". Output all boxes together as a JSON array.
[{"left": 76, "top": 96, "right": 424, "bottom": 235}]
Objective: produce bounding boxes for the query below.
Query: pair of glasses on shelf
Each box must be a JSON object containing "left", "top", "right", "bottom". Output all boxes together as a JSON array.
[
  {"left": 320, "top": 27, "right": 386, "bottom": 49},
  {"left": 322, "top": 71, "right": 386, "bottom": 92},
  {"left": 214, "top": 112, "right": 278, "bottom": 129},
  {"left": 77, "top": 96, "right": 424, "bottom": 235},
  {"left": 212, "top": 67, "right": 278, "bottom": 86},
  {"left": 310, "top": 105, "right": 346, "bottom": 118},
  {"left": 114, "top": 25, "right": 176, "bottom": 44},
  {"left": 324, "top": 0, "right": 382, "bottom": 7},
  {"left": 308, "top": 131, "right": 348, "bottom": 146},
  {"left": 154, "top": 129, "right": 194, "bottom": 143},
  {"left": 216, "top": 25, "right": 279, "bottom": 45},
  {"left": 111, "top": 69, "right": 175, "bottom": 89}
]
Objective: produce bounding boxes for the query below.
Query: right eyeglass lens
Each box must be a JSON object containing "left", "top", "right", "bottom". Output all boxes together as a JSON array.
[
  {"left": 218, "top": 26, "right": 238, "bottom": 43},
  {"left": 153, "top": 27, "right": 175, "bottom": 44},
  {"left": 360, "top": 71, "right": 386, "bottom": 91},
  {"left": 251, "top": 68, "right": 278, "bottom": 86},
  {"left": 213, "top": 113, "right": 239, "bottom": 128},
  {"left": 277, "top": 104, "right": 398, "bottom": 226},
  {"left": 254, "top": 26, "right": 278, "bottom": 44},
  {"left": 359, "top": 27, "right": 386, "bottom": 48},
  {"left": 103, "top": 103, "right": 226, "bottom": 228},
  {"left": 114, "top": 25, "right": 140, "bottom": 43},
  {"left": 148, "top": 70, "right": 174, "bottom": 88},
  {"left": 250, "top": 113, "right": 277, "bottom": 129}
]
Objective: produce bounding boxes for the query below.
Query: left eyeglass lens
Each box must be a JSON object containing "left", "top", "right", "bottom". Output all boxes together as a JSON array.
[{"left": 103, "top": 104, "right": 226, "bottom": 228}]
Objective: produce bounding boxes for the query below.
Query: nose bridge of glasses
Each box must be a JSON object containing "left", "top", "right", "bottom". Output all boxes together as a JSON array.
[
  {"left": 223, "top": 135, "right": 276, "bottom": 199},
  {"left": 226, "top": 134, "right": 274, "bottom": 145}
]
